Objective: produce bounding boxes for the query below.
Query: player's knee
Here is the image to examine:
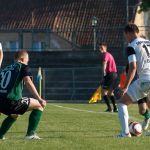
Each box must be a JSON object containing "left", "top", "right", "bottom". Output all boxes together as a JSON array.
[
  {"left": 121, "top": 94, "right": 132, "bottom": 106},
  {"left": 29, "top": 98, "right": 44, "bottom": 110},
  {"left": 36, "top": 106, "right": 44, "bottom": 111},
  {"left": 139, "top": 109, "right": 146, "bottom": 115}
]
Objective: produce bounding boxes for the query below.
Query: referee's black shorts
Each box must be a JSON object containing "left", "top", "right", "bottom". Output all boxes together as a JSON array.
[
  {"left": 102, "top": 72, "right": 119, "bottom": 90},
  {"left": 0, "top": 97, "right": 30, "bottom": 115}
]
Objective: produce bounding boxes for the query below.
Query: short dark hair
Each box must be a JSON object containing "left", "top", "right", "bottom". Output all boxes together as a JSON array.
[
  {"left": 99, "top": 42, "right": 107, "bottom": 47},
  {"left": 124, "top": 23, "right": 139, "bottom": 34},
  {"left": 15, "top": 50, "right": 28, "bottom": 60}
]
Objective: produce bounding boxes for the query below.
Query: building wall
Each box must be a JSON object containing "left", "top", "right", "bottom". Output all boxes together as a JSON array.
[
  {"left": 0, "top": 32, "right": 73, "bottom": 51},
  {"left": 0, "top": 33, "right": 19, "bottom": 51},
  {"left": 134, "top": 6, "right": 150, "bottom": 38},
  {"left": 23, "top": 33, "right": 32, "bottom": 49}
]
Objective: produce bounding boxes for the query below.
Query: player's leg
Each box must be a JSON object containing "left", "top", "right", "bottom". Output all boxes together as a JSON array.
[
  {"left": 0, "top": 97, "right": 45, "bottom": 140},
  {"left": 117, "top": 79, "right": 141, "bottom": 137},
  {"left": 144, "top": 98, "right": 150, "bottom": 136},
  {"left": 0, "top": 114, "right": 19, "bottom": 139},
  {"left": 138, "top": 98, "right": 150, "bottom": 130},
  {"left": 108, "top": 90, "right": 118, "bottom": 112},
  {"left": 146, "top": 96, "right": 150, "bottom": 108},
  {"left": 138, "top": 81, "right": 150, "bottom": 136},
  {"left": 107, "top": 73, "right": 118, "bottom": 112},
  {"left": 25, "top": 98, "right": 45, "bottom": 139},
  {"left": 101, "top": 75, "right": 112, "bottom": 112},
  {"left": 102, "top": 88, "right": 112, "bottom": 112},
  {"left": 117, "top": 79, "right": 150, "bottom": 137},
  {"left": 0, "top": 98, "right": 20, "bottom": 139},
  {"left": 117, "top": 93, "right": 132, "bottom": 137},
  {"left": 108, "top": 73, "right": 118, "bottom": 112}
]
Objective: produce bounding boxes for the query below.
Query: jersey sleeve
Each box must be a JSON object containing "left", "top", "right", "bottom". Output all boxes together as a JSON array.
[
  {"left": 20, "top": 65, "right": 32, "bottom": 78},
  {"left": 127, "top": 46, "right": 136, "bottom": 63},
  {"left": 103, "top": 53, "right": 108, "bottom": 62}
]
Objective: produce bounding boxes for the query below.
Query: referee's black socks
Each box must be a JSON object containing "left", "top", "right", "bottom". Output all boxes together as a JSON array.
[
  {"left": 103, "top": 95, "right": 112, "bottom": 111},
  {"left": 110, "top": 96, "right": 117, "bottom": 110}
]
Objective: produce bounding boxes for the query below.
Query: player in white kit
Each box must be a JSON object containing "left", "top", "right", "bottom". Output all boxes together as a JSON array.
[{"left": 117, "top": 23, "right": 150, "bottom": 137}]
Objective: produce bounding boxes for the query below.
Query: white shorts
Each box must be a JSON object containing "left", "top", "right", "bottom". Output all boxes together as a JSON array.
[{"left": 127, "top": 78, "right": 150, "bottom": 102}]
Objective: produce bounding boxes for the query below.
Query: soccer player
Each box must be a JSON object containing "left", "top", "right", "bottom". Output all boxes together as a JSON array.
[
  {"left": 117, "top": 23, "right": 150, "bottom": 137},
  {"left": 118, "top": 64, "right": 150, "bottom": 131},
  {"left": 99, "top": 42, "right": 118, "bottom": 112},
  {"left": 0, "top": 50, "right": 47, "bottom": 140}
]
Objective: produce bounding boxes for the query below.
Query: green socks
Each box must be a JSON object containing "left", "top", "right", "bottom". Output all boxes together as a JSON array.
[
  {"left": 0, "top": 116, "right": 16, "bottom": 139},
  {"left": 26, "top": 109, "right": 43, "bottom": 136},
  {"left": 142, "top": 109, "right": 150, "bottom": 119}
]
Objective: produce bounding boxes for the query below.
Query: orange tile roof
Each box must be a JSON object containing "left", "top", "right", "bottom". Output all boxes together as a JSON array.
[{"left": 0, "top": 0, "right": 139, "bottom": 47}]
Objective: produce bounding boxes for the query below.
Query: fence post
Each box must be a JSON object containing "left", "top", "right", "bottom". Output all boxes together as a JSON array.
[
  {"left": 42, "top": 68, "right": 46, "bottom": 99},
  {"left": 71, "top": 68, "right": 75, "bottom": 101},
  {"left": 37, "top": 67, "right": 42, "bottom": 97}
]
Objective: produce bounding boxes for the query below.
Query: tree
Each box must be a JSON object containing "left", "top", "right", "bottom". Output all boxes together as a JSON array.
[{"left": 139, "top": 0, "right": 150, "bottom": 13}]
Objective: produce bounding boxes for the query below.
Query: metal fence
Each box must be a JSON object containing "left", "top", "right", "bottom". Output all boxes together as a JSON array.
[
  {"left": 23, "top": 66, "right": 101, "bottom": 102},
  {"left": 23, "top": 66, "right": 123, "bottom": 102}
]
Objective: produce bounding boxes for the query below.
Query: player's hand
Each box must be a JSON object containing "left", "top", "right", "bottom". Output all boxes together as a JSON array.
[
  {"left": 39, "top": 99, "right": 47, "bottom": 108},
  {"left": 120, "top": 88, "right": 128, "bottom": 96}
]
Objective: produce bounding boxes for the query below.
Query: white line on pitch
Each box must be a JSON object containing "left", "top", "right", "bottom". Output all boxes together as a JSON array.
[
  {"left": 50, "top": 104, "right": 140, "bottom": 121},
  {"left": 50, "top": 104, "right": 116, "bottom": 115}
]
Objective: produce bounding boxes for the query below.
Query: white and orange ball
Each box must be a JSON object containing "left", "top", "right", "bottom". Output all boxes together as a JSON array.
[{"left": 129, "top": 121, "right": 142, "bottom": 137}]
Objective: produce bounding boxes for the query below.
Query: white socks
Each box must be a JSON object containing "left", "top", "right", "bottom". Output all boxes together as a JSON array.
[{"left": 118, "top": 103, "right": 129, "bottom": 134}]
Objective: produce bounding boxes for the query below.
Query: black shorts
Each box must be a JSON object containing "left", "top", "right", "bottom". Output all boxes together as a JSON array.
[
  {"left": 102, "top": 72, "right": 119, "bottom": 90},
  {"left": 0, "top": 97, "right": 30, "bottom": 115}
]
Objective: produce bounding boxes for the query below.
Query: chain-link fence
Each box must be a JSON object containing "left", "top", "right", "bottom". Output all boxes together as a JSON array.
[{"left": 23, "top": 66, "right": 123, "bottom": 102}]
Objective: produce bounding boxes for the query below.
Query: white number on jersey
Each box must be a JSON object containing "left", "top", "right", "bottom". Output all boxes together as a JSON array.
[{"left": 0, "top": 71, "right": 12, "bottom": 89}]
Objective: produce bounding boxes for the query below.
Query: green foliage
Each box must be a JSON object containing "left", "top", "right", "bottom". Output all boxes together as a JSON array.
[
  {"left": 139, "top": 0, "right": 150, "bottom": 13},
  {"left": 0, "top": 103, "right": 149, "bottom": 150}
]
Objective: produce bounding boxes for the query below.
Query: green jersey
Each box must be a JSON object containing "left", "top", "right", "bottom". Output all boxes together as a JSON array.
[{"left": 0, "top": 62, "right": 31, "bottom": 101}]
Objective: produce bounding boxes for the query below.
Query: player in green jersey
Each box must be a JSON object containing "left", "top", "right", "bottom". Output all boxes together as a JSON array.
[{"left": 0, "top": 50, "right": 46, "bottom": 140}]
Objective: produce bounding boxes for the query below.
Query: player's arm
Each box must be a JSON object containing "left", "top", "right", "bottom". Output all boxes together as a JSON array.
[
  {"left": 124, "top": 62, "right": 136, "bottom": 89},
  {"left": 23, "top": 76, "right": 46, "bottom": 107},
  {"left": 0, "top": 43, "right": 3, "bottom": 67},
  {"left": 102, "top": 61, "right": 107, "bottom": 77},
  {"left": 23, "top": 76, "right": 41, "bottom": 100},
  {"left": 102, "top": 53, "right": 108, "bottom": 79},
  {"left": 21, "top": 65, "right": 46, "bottom": 107},
  {"left": 123, "top": 46, "right": 137, "bottom": 93}
]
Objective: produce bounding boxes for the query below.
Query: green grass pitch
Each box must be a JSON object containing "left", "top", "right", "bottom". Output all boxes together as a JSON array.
[{"left": 0, "top": 103, "right": 150, "bottom": 150}]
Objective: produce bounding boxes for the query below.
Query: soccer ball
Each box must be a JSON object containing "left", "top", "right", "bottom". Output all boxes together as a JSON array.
[{"left": 129, "top": 121, "right": 142, "bottom": 136}]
